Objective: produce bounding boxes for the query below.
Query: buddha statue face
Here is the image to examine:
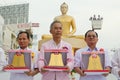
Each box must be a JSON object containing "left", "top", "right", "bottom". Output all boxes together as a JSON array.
[{"left": 60, "top": 2, "right": 68, "bottom": 14}]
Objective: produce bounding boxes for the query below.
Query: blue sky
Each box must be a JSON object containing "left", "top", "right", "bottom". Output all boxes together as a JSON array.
[{"left": 0, "top": 0, "right": 120, "bottom": 49}]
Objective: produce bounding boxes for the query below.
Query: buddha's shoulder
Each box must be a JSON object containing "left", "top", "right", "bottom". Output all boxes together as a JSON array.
[{"left": 55, "top": 15, "right": 73, "bottom": 19}]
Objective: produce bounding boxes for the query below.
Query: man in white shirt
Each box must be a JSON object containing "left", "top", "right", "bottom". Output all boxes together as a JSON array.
[
  {"left": 74, "top": 30, "right": 111, "bottom": 80},
  {"left": 0, "top": 47, "right": 7, "bottom": 71},
  {"left": 112, "top": 48, "right": 120, "bottom": 80},
  {"left": 38, "top": 20, "right": 74, "bottom": 80},
  {"left": 3, "top": 31, "right": 39, "bottom": 80}
]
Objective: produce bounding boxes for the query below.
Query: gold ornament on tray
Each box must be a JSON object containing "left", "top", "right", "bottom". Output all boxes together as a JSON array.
[
  {"left": 48, "top": 53, "right": 64, "bottom": 66},
  {"left": 43, "top": 49, "right": 68, "bottom": 71},
  {"left": 87, "top": 51, "right": 103, "bottom": 70},
  {"left": 83, "top": 49, "right": 110, "bottom": 75},
  {"left": 12, "top": 52, "right": 25, "bottom": 67},
  {"left": 3, "top": 50, "right": 31, "bottom": 73}
]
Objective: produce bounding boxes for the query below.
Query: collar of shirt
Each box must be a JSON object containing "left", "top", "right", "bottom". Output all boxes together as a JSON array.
[
  {"left": 51, "top": 39, "right": 63, "bottom": 49},
  {"left": 86, "top": 46, "right": 98, "bottom": 52},
  {"left": 18, "top": 47, "right": 30, "bottom": 50}
]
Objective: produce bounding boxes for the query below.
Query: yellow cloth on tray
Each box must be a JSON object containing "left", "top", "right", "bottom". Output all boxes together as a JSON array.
[
  {"left": 49, "top": 53, "right": 64, "bottom": 66},
  {"left": 12, "top": 53, "right": 26, "bottom": 67},
  {"left": 87, "top": 54, "right": 103, "bottom": 70}
]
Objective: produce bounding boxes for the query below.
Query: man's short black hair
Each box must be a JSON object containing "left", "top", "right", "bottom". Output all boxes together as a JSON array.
[
  {"left": 85, "top": 30, "right": 98, "bottom": 38},
  {"left": 17, "top": 31, "right": 30, "bottom": 40}
]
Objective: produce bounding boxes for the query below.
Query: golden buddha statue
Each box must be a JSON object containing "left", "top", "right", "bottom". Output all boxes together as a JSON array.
[
  {"left": 39, "top": 2, "right": 87, "bottom": 52},
  {"left": 87, "top": 52, "right": 103, "bottom": 70},
  {"left": 42, "top": 2, "right": 84, "bottom": 39},
  {"left": 12, "top": 52, "right": 26, "bottom": 67},
  {"left": 54, "top": 2, "right": 76, "bottom": 37}
]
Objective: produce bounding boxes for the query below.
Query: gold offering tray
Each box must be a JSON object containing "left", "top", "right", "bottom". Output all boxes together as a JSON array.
[
  {"left": 44, "top": 49, "right": 68, "bottom": 71},
  {"left": 5, "top": 50, "right": 32, "bottom": 73},
  {"left": 81, "top": 50, "right": 107, "bottom": 75}
]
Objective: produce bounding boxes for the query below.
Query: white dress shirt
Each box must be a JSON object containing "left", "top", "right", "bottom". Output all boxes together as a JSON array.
[
  {"left": 74, "top": 46, "right": 111, "bottom": 80},
  {"left": 0, "top": 48, "right": 7, "bottom": 71},
  {"left": 38, "top": 39, "right": 74, "bottom": 80},
  {"left": 10, "top": 47, "right": 39, "bottom": 80},
  {"left": 112, "top": 48, "right": 120, "bottom": 80}
]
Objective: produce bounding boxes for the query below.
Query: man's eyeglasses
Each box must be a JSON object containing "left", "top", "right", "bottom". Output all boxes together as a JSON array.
[{"left": 86, "top": 35, "right": 97, "bottom": 38}]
